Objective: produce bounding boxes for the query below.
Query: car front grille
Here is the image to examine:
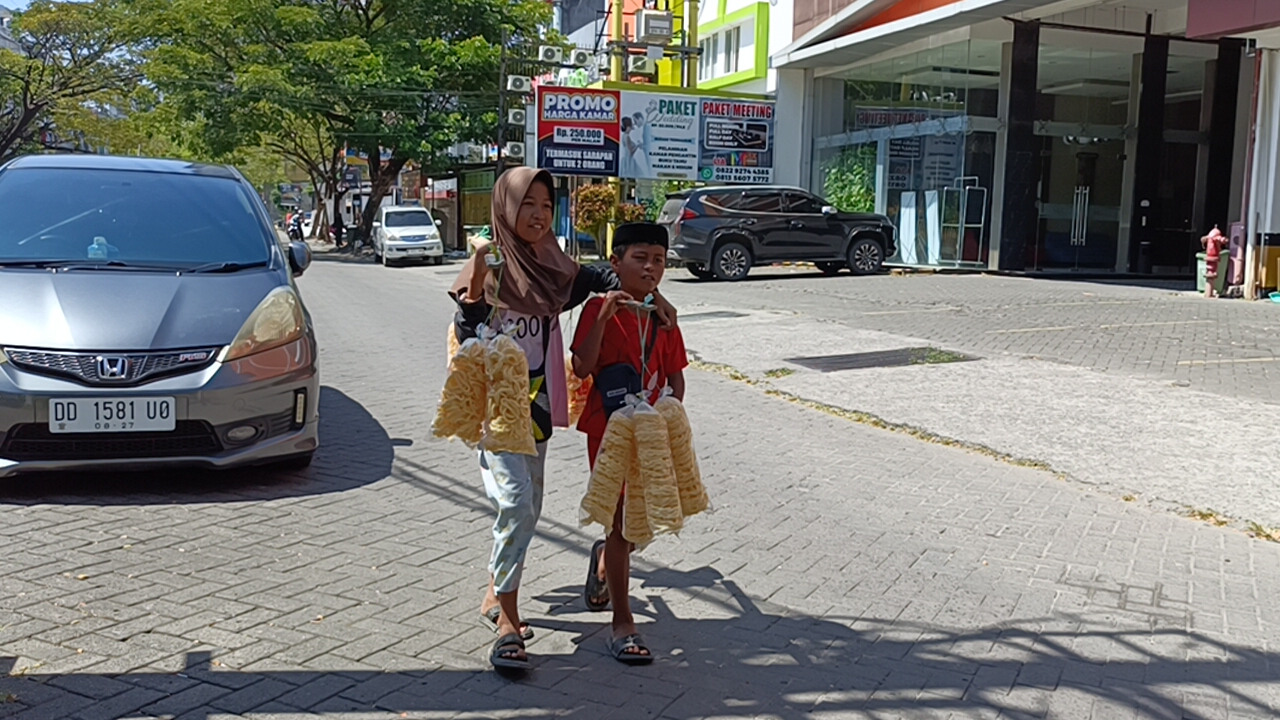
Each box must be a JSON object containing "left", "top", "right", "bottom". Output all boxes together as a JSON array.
[
  {"left": 3, "top": 347, "right": 221, "bottom": 387},
  {"left": 1, "top": 421, "right": 222, "bottom": 461}
]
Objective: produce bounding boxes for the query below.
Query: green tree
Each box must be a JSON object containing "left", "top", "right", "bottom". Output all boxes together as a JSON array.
[
  {"left": 135, "top": 0, "right": 551, "bottom": 239},
  {"left": 0, "top": 0, "right": 139, "bottom": 161}
]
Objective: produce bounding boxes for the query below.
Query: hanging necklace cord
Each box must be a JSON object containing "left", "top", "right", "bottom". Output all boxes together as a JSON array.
[
  {"left": 636, "top": 306, "right": 652, "bottom": 397},
  {"left": 485, "top": 249, "right": 504, "bottom": 328}
]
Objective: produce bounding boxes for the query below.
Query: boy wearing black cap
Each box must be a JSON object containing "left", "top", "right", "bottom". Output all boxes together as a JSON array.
[{"left": 570, "top": 222, "right": 687, "bottom": 664}]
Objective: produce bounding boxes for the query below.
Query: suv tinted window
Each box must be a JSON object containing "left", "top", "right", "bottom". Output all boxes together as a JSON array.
[
  {"left": 785, "top": 192, "right": 825, "bottom": 214},
  {"left": 735, "top": 192, "right": 782, "bottom": 213},
  {"left": 0, "top": 168, "right": 272, "bottom": 268},
  {"left": 698, "top": 191, "right": 740, "bottom": 216}
]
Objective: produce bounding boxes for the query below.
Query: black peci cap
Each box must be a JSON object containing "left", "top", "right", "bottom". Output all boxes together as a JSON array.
[{"left": 613, "top": 222, "right": 669, "bottom": 252}]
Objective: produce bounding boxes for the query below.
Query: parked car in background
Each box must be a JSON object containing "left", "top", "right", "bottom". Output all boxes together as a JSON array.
[
  {"left": 372, "top": 206, "right": 444, "bottom": 266},
  {"left": 0, "top": 154, "right": 319, "bottom": 477},
  {"left": 658, "top": 186, "right": 897, "bottom": 281}
]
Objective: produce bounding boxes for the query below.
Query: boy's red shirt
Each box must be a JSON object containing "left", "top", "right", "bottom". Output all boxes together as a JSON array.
[{"left": 571, "top": 296, "right": 688, "bottom": 439}]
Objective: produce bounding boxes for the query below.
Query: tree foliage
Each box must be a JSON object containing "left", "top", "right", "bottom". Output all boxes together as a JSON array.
[
  {"left": 822, "top": 145, "right": 877, "bottom": 214},
  {"left": 573, "top": 182, "right": 615, "bottom": 241},
  {"left": 135, "top": 0, "right": 552, "bottom": 236},
  {"left": 0, "top": 0, "right": 139, "bottom": 162}
]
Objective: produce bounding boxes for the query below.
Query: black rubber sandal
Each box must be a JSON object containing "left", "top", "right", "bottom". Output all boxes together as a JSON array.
[
  {"left": 490, "top": 632, "right": 531, "bottom": 671},
  {"left": 480, "top": 606, "right": 534, "bottom": 640},
  {"left": 608, "top": 633, "right": 654, "bottom": 666},
  {"left": 584, "top": 539, "right": 610, "bottom": 611}
]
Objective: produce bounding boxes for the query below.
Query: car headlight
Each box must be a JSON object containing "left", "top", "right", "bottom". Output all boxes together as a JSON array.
[{"left": 221, "top": 288, "right": 306, "bottom": 362}]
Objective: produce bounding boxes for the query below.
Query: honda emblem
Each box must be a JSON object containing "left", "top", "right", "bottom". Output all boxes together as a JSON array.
[{"left": 96, "top": 356, "right": 130, "bottom": 380}]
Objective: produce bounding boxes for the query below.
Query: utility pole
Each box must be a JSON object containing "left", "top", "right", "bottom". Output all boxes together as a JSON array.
[{"left": 496, "top": 27, "right": 510, "bottom": 178}]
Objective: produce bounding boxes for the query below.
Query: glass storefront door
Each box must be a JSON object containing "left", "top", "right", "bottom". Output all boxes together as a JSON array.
[
  {"left": 1031, "top": 28, "right": 1142, "bottom": 271},
  {"left": 1034, "top": 136, "right": 1126, "bottom": 270}
]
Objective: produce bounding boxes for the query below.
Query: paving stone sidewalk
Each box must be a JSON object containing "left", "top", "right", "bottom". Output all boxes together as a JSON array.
[{"left": 0, "top": 260, "right": 1277, "bottom": 719}]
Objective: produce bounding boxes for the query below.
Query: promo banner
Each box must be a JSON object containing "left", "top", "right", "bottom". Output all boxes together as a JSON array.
[
  {"left": 617, "top": 92, "right": 700, "bottom": 181},
  {"left": 535, "top": 87, "right": 622, "bottom": 177},
  {"left": 698, "top": 99, "right": 775, "bottom": 184}
]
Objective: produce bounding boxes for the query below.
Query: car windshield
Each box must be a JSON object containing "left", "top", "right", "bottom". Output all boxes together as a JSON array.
[
  {"left": 0, "top": 167, "right": 273, "bottom": 268},
  {"left": 384, "top": 210, "right": 434, "bottom": 228}
]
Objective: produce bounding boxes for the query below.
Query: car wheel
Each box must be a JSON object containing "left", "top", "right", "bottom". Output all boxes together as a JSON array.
[
  {"left": 272, "top": 452, "right": 314, "bottom": 471},
  {"left": 381, "top": 252, "right": 391, "bottom": 267},
  {"left": 431, "top": 255, "right": 444, "bottom": 266},
  {"left": 848, "top": 236, "right": 884, "bottom": 275},
  {"left": 816, "top": 261, "right": 844, "bottom": 276},
  {"left": 373, "top": 248, "right": 382, "bottom": 262},
  {"left": 712, "top": 242, "right": 752, "bottom": 282},
  {"left": 685, "top": 263, "right": 715, "bottom": 281}
]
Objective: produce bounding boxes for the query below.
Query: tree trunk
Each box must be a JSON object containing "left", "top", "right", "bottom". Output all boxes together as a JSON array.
[{"left": 359, "top": 152, "right": 409, "bottom": 240}]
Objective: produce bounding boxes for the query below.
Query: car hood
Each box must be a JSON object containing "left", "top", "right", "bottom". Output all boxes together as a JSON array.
[
  {"left": 385, "top": 226, "right": 439, "bottom": 240},
  {"left": 0, "top": 269, "right": 282, "bottom": 351}
]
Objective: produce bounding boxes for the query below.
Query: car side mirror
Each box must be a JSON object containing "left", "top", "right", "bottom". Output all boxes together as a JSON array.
[
  {"left": 372, "top": 221, "right": 381, "bottom": 229},
  {"left": 822, "top": 205, "right": 837, "bottom": 215},
  {"left": 288, "top": 241, "right": 312, "bottom": 277},
  {"left": 435, "top": 218, "right": 443, "bottom": 226}
]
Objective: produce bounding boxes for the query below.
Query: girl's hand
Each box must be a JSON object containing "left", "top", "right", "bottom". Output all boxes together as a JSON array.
[
  {"left": 651, "top": 291, "right": 677, "bottom": 330},
  {"left": 598, "top": 290, "right": 634, "bottom": 321}
]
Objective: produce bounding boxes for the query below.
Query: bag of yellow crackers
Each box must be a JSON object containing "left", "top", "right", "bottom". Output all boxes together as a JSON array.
[
  {"left": 432, "top": 323, "right": 537, "bottom": 456},
  {"left": 579, "top": 390, "right": 708, "bottom": 546}
]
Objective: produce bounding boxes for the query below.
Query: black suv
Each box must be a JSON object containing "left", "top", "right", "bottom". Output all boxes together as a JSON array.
[{"left": 658, "top": 186, "right": 897, "bottom": 281}]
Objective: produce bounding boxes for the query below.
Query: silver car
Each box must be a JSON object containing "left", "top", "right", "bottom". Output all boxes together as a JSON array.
[
  {"left": 0, "top": 155, "right": 319, "bottom": 477},
  {"left": 372, "top": 205, "right": 445, "bottom": 266}
]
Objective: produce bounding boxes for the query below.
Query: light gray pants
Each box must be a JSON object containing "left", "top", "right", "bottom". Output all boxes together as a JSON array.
[{"left": 479, "top": 443, "right": 548, "bottom": 594}]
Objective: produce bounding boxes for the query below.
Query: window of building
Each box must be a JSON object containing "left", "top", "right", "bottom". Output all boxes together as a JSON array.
[{"left": 724, "top": 26, "right": 740, "bottom": 75}]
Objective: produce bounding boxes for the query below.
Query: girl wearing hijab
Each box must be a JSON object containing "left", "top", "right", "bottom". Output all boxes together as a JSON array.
[{"left": 448, "top": 168, "right": 675, "bottom": 671}]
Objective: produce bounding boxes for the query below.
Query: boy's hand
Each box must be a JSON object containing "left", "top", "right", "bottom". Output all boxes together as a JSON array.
[
  {"left": 652, "top": 291, "right": 677, "bottom": 330},
  {"left": 598, "top": 290, "right": 634, "bottom": 321}
]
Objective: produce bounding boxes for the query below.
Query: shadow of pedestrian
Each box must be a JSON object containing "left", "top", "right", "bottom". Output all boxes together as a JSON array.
[
  {"left": 2, "top": 560, "right": 1276, "bottom": 719},
  {"left": 0, "top": 386, "right": 392, "bottom": 505}
]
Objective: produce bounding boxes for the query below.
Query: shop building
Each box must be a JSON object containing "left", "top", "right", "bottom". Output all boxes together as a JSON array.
[
  {"left": 1188, "top": 0, "right": 1280, "bottom": 294},
  {"left": 772, "top": 0, "right": 1253, "bottom": 274}
]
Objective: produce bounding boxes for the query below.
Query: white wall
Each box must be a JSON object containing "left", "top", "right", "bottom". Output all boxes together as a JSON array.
[{"left": 766, "top": 0, "right": 794, "bottom": 92}]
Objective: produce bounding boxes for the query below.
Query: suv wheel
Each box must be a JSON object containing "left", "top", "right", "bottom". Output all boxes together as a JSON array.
[
  {"left": 712, "top": 242, "right": 752, "bottom": 282},
  {"left": 848, "top": 236, "right": 884, "bottom": 275},
  {"left": 816, "top": 261, "right": 844, "bottom": 276},
  {"left": 685, "top": 263, "right": 715, "bottom": 281}
]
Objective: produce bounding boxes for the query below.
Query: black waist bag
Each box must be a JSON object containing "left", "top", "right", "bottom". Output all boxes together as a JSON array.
[{"left": 595, "top": 319, "right": 659, "bottom": 418}]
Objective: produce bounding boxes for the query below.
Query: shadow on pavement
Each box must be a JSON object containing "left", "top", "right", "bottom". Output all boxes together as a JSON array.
[
  {"left": 1039, "top": 276, "right": 1198, "bottom": 293},
  {"left": 1, "top": 565, "right": 1275, "bottom": 718},
  {"left": 669, "top": 268, "right": 889, "bottom": 285},
  {"left": 0, "top": 386, "right": 392, "bottom": 506}
]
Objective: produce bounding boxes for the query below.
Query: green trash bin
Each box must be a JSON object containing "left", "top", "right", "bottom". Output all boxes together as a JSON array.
[{"left": 1196, "top": 253, "right": 1206, "bottom": 292}]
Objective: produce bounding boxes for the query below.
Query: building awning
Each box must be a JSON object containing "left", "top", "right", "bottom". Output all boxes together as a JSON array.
[{"left": 773, "top": 0, "right": 1043, "bottom": 70}]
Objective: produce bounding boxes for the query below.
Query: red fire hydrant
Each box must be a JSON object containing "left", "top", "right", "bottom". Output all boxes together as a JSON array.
[{"left": 1202, "top": 226, "right": 1228, "bottom": 298}]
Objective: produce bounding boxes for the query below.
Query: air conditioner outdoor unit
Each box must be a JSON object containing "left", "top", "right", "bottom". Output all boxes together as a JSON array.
[
  {"left": 539, "top": 46, "right": 564, "bottom": 64},
  {"left": 507, "top": 108, "right": 527, "bottom": 126},
  {"left": 506, "top": 75, "right": 533, "bottom": 93},
  {"left": 634, "top": 10, "right": 674, "bottom": 44},
  {"left": 504, "top": 141, "right": 526, "bottom": 159},
  {"left": 571, "top": 48, "right": 593, "bottom": 67},
  {"left": 627, "top": 56, "right": 656, "bottom": 75}
]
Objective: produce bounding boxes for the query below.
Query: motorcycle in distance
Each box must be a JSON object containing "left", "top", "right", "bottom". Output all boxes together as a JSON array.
[{"left": 287, "top": 215, "right": 304, "bottom": 241}]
